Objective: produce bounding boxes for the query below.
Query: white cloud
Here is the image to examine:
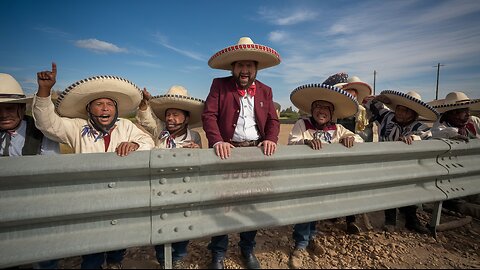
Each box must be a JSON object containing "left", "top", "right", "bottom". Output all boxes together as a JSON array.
[
  {"left": 268, "top": 31, "right": 288, "bottom": 43},
  {"left": 258, "top": 7, "right": 317, "bottom": 26},
  {"left": 75, "top": 39, "right": 127, "bottom": 53},
  {"left": 152, "top": 33, "right": 205, "bottom": 61}
]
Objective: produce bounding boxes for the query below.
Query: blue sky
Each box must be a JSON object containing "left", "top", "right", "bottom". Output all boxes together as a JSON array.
[{"left": 2, "top": 0, "right": 480, "bottom": 111}]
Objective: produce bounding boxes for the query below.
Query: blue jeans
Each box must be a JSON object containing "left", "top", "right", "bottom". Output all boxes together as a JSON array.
[
  {"left": 81, "top": 249, "right": 126, "bottom": 269},
  {"left": 208, "top": 231, "right": 257, "bottom": 260},
  {"left": 155, "top": 241, "right": 189, "bottom": 263},
  {"left": 293, "top": 221, "right": 317, "bottom": 249}
]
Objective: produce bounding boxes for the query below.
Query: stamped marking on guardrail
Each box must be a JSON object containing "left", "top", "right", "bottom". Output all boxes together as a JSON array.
[{"left": 222, "top": 169, "right": 271, "bottom": 180}]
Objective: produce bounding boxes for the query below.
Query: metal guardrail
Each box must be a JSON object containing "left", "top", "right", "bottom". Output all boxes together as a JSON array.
[{"left": 0, "top": 139, "right": 479, "bottom": 268}]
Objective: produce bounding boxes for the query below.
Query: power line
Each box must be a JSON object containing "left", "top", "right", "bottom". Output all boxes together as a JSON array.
[{"left": 433, "top": 63, "right": 445, "bottom": 100}]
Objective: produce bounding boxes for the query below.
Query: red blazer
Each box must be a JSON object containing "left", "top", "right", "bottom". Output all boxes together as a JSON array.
[{"left": 202, "top": 76, "right": 280, "bottom": 147}]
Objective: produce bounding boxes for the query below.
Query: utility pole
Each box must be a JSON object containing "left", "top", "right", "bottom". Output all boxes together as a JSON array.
[
  {"left": 373, "top": 70, "right": 377, "bottom": 95},
  {"left": 433, "top": 63, "right": 445, "bottom": 100}
]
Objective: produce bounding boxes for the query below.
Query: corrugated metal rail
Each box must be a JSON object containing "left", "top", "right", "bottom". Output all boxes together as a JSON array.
[{"left": 0, "top": 139, "right": 479, "bottom": 268}]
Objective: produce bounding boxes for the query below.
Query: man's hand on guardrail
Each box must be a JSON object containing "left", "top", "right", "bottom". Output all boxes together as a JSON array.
[{"left": 258, "top": 140, "right": 277, "bottom": 156}]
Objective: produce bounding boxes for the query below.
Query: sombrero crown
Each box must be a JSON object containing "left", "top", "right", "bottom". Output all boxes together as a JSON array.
[
  {"left": 55, "top": 75, "right": 142, "bottom": 119},
  {"left": 208, "top": 37, "right": 281, "bottom": 70},
  {"left": 290, "top": 83, "right": 359, "bottom": 119},
  {"left": 379, "top": 90, "right": 439, "bottom": 121},
  {"left": 334, "top": 76, "right": 372, "bottom": 104},
  {"left": 149, "top": 85, "right": 205, "bottom": 128},
  {"left": 429, "top": 91, "right": 480, "bottom": 114},
  {"left": 0, "top": 73, "right": 33, "bottom": 104}
]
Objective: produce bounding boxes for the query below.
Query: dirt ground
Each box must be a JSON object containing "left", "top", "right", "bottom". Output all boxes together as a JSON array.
[
  {"left": 53, "top": 124, "right": 479, "bottom": 269},
  {"left": 54, "top": 205, "right": 479, "bottom": 269}
]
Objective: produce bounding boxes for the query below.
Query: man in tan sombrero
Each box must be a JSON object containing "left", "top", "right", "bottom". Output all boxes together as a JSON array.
[
  {"left": 430, "top": 91, "right": 480, "bottom": 141},
  {"left": 364, "top": 90, "right": 439, "bottom": 235},
  {"left": 136, "top": 86, "right": 204, "bottom": 268},
  {"left": 136, "top": 86, "right": 204, "bottom": 149},
  {"left": 288, "top": 81, "right": 363, "bottom": 269},
  {"left": 1, "top": 73, "right": 60, "bottom": 269},
  {"left": 429, "top": 91, "right": 480, "bottom": 218},
  {"left": 202, "top": 36, "right": 281, "bottom": 269},
  {"left": 0, "top": 73, "right": 59, "bottom": 157},
  {"left": 34, "top": 63, "right": 154, "bottom": 269}
]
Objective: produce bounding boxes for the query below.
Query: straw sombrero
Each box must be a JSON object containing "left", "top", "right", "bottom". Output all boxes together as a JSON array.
[
  {"left": 0, "top": 73, "right": 33, "bottom": 104},
  {"left": 290, "top": 83, "right": 359, "bottom": 119},
  {"left": 55, "top": 75, "right": 142, "bottom": 119},
  {"left": 379, "top": 90, "right": 439, "bottom": 121},
  {"left": 149, "top": 85, "right": 205, "bottom": 128},
  {"left": 429, "top": 91, "right": 480, "bottom": 114},
  {"left": 334, "top": 76, "right": 372, "bottom": 104},
  {"left": 208, "top": 37, "right": 281, "bottom": 70}
]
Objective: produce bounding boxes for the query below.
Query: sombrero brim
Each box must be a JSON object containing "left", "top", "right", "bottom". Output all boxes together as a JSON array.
[
  {"left": 433, "top": 99, "right": 480, "bottom": 114},
  {"left": 341, "top": 82, "right": 372, "bottom": 104},
  {"left": 290, "top": 84, "right": 359, "bottom": 119},
  {"left": 208, "top": 44, "right": 281, "bottom": 70},
  {"left": 0, "top": 95, "right": 33, "bottom": 104},
  {"left": 149, "top": 95, "right": 205, "bottom": 128},
  {"left": 55, "top": 75, "right": 142, "bottom": 119},
  {"left": 380, "top": 90, "right": 439, "bottom": 121}
]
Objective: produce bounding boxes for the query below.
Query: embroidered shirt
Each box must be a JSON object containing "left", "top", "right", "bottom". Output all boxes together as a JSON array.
[{"left": 431, "top": 115, "right": 480, "bottom": 139}]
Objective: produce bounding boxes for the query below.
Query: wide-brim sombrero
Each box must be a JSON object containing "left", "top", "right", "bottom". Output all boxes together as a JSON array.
[
  {"left": 149, "top": 85, "right": 205, "bottom": 128},
  {"left": 0, "top": 73, "right": 33, "bottom": 104},
  {"left": 55, "top": 75, "right": 142, "bottom": 119},
  {"left": 208, "top": 37, "right": 281, "bottom": 70},
  {"left": 334, "top": 76, "right": 372, "bottom": 104},
  {"left": 429, "top": 91, "right": 480, "bottom": 114},
  {"left": 380, "top": 90, "right": 439, "bottom": 121},
  {"left": 290, "top": 83, "right": 359, "bottom": 119}
]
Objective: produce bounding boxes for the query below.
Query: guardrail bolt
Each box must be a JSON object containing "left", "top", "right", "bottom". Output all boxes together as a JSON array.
[
  {"left": 157, "top": 154, "right": 162, "bottom": 158},
  {"left": 172, "top": 168, "right": 179, "bottom": 172},
  {"left": 159, "top": 178, "right": 167, "bottom": 184},
  {"left": 161, "top": 213, "right": 168, "bottom": 220},
  {"left": 187, "top": 189, "right": 193, "bottom": 193},
  {"left": 172, "top": 190, "right": 178, "bottom": 195},
  {"left": 188, "top": 167, "right": 194, "bottom": 171},
  {"left": 183, "top": 176, "right": 190, "bottom": 183},
  {"left": 157, "top": 169, "right": 165, "bottom": 173},
  {"left": 187, "top": 153, "right": 192, "bottom": 157},
  {"left": 111, "top": 220, "right": 118, "bottom": 225},
  {"left": 174, "top": 227, "right": 179, "bottom": 232},
  {"left": 173, "top": 153, "right": 177, "bottom": 157},
  {"left": 157, "top": 191, "right": 164, "bottom": 196},
  {"left": 158, "top": 229, "right": 162, "bottom": 234},
  {"left": 184, "top": 211, "right": 191, "bottom": 217},
  {"left": 189, "top": 225, "right": 194, "bottom": 230},
  {"left": 108, "top": 182, "right": 116, "bottom": 188}
]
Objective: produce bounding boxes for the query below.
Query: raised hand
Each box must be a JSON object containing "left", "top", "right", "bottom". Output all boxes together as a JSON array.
[
  {"left": 139, "top": 87, "right": 153, "bottom": 110},
  {"left": 37, "top": 62, "right": 57, "bottom": 97}
]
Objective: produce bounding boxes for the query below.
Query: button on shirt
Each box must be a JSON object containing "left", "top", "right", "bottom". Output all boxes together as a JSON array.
[
  {"left": 232, "top": 93, "right": 260, "bottom": 142},
  {"left": 0, "top": 120, "right": 60, "bottom": 156}
]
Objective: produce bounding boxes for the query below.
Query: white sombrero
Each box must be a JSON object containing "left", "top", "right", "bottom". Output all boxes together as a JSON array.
[
  {"left": 149, "top": 85, "right": 205, "bottom": 128},
  {"left": 0, "top": 73, "right": 33, "bottom": 104},
  {"left": 379, "top": 90, "right": 439, "bottom": 121},
  {"left": 429, "top": 91, "right": 480, "bottom": 114},
  {"left": 334, "top": 76, "right": 372, "bottom": 104},
  {"left": 55, "top": 75, "right": 142, "bottom": 119},
  {"left": 208, "top": 37, "right": 281, "bottom": 70},
  {"left": 290, "top": 83, "right": 359, "bottom": 119}
]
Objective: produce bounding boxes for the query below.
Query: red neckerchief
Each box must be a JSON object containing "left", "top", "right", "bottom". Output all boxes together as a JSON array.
[
  {"left": 237, "top": 83, "right": 256, "bottom": 97},
  {"left": 103, "top": 133, "right": 111, "bottom": 152}
]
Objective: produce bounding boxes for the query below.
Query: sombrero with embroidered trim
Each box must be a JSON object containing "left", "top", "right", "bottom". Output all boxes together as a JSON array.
[
  {"left": 0, "top": 73, "right": 33, "bottom": 104},
  {"left": 290, "top": 83, "right": 359, "bottom": 119},
  {"left": 334, "top": 76, "right": 372, "bottom": 104},
  {"left": 55, "top": 75, "right": 142, "bottom": 119},
  {"left": 208, "top": 37, "right": 281, "bottom": 70},
  {"left": 149, "top": 85, "right": 205, "bottom": 128},
  {"left": 429, "top": 91, "right": 480, "bottom": 114},
  {"left": 379, "top": 90, "right": 439, "bottom": 121}
]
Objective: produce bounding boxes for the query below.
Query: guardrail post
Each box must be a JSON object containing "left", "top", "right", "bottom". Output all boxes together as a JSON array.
[
  {"left": 164, "top": 243, "right": 172, "bottom": 269},
  {"left": 428, "top": 201, "right": 443, "bottom": 238}
]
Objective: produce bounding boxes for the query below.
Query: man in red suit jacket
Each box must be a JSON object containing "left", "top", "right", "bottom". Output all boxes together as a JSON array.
[{"left": 202, "top": 37, "right": 281, "bottom": 269}]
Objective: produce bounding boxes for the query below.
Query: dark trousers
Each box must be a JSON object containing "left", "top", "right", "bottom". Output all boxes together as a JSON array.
[
  {"left": 385, "top": 205, "right": 418, "bottom": 226},
  {"left": 155, "top": 241, "right": 189, "bottom": 263},
  {"left": 208, "top": 231, "right": 257, "bottom": 260},
  {"left": 292, "top": 221, "right": 317, "bottom": 249},
  {"left": 81, "top": 249, "right": 126, "bottom": 269}
]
